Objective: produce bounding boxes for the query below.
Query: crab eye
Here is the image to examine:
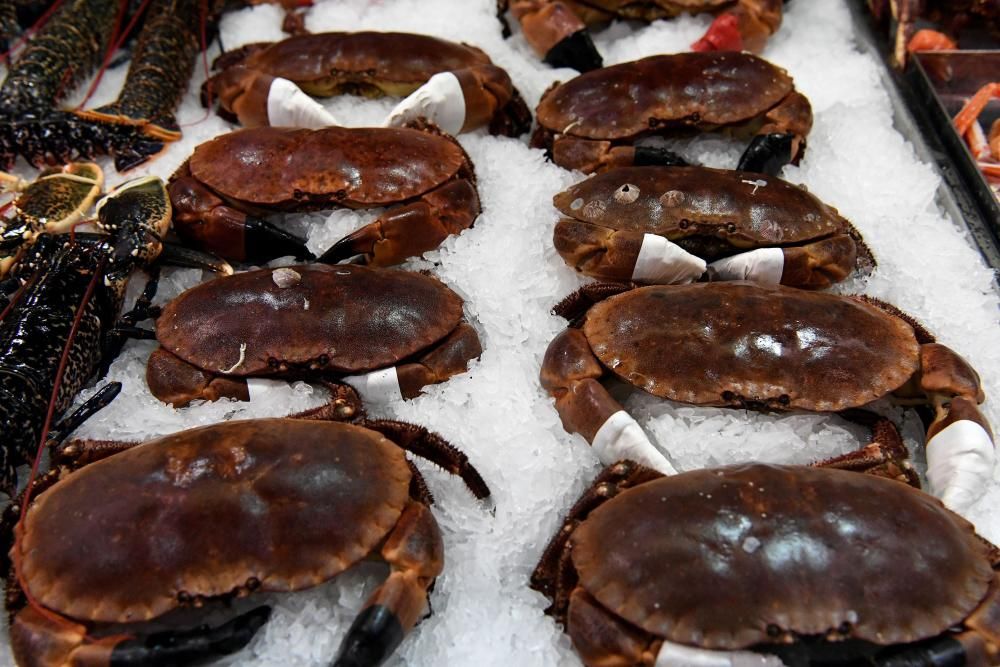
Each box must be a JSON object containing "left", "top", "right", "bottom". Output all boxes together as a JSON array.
[{"left": 614, "top": 183, "right": 640, "bottom": 204}]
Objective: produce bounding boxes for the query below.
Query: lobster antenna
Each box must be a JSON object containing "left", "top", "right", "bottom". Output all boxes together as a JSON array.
[
  {"left": 13, "top": 252, "right": 108, "bottom": 633},
  {"left": 0, "top": 0, "right": 68, "bottom": 63},
  {"left": 181, "top": 0, "right": 215, "bottom": 128},
  {"left": 76, "top": 0, "right": 154, "bottom": 109}
]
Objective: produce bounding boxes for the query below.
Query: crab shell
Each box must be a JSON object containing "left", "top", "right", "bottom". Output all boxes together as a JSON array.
[
  {"left": 584, "top": 281, "right": 920, "bottom": 411},
  {"left": 155, "top": 264, "right": 464, "bottom": 376},
  {"left": 554, "top": 166, "right": 856, "bottom": 260},
  {"left": 228, "top": 31, "right": 501, "bottom": 97},
  {"left": 535, "top": 52, "right": 794, "bottom": 141},
  {"left": 571, "top": 463, "right": 994, "bottom": 651},
  {"left": 563, "top": 0, "right": 735, "bottom": 22},
  {"left": 185, "top": 125, "right": 471, "bottom": 209},
  {"left": 16, "top": 418, "right": 412, "bottom": 623}
]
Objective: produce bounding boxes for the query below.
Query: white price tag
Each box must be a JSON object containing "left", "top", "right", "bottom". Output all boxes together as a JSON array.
[
  {"left": 267, "top": 77, "right": 339, "bottom": 129},
  {"left": 592, "top": 411, "right": 676, "bottom": 474},
  {"left": 342, "top": 367, "right": 404, "bottom": 404},
  {"left": 926, "top": 419, "right": 995, "bottom": 513}
]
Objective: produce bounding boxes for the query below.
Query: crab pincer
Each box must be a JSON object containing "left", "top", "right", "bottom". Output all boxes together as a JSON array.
[
  {"left": 532, "top": 52, "right": 813, "bottom": 176},
  {"left": 541, "top": 281, "right": 995, "bottom": 512},
  {"left": 8, "top": 418, "right": 491, "bottom": 666},
  {"left": 168, "top": 124, "right": 480, "bottom": 266},
  {"left": 552, "top": 166, "right": 871, "bottom": 288},
  {"left": 146, "top": 264, "right": 482, "bottom": 409},
  {"left": 204, "top": 31, "right": 531, "bottom": 137},
  {"left": 532, "top": 461, "right": 1000, "bottom": 666}
]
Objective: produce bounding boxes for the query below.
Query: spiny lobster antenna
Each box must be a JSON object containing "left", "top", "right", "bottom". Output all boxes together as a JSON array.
[
  {"left": 0, "top": 0, "right": 68, "bottom": 63},
  {"left": 76, "top": 0, "right": 154, "bottom": 109}
]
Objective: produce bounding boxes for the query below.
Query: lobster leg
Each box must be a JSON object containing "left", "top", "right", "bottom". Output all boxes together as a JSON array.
[
  {"left": 540, "top": 327, "right": 675, "bottom": 474},
  {"left": 319, "top": 177, "right": 480, "bottom": 267},
  {"left": 915, "top": 343, "right": 995, "bottom": 513},
  {"left": 10, "top": 603, "right": 270, "bottom": 667},
  {"left": 168, "top": 164, "right": 314, "bottom": 263},
  {"left": 737, "top": 89, "right": 813, "bottom": 176},
  {"left": 343, "top": 322, "right": 482, "bottom": 403},
  {"left": 690, "top": 0, "right": 783, "bottom": 54},
  {"left": 335, "top": 500, "right": 443, "bottom": 667},
  {"left": 506, "top": 0, "right": 602, "bottom": 72}
]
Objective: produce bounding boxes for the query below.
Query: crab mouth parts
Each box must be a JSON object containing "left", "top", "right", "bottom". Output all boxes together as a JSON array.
[{"left": 720, "top": 390, "right": 791, "bottom": 411}]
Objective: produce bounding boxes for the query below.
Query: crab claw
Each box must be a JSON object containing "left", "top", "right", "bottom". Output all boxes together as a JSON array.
[
  {"left": 691, "top": 13, "right": 744, "bottom": 52},
  {"left": 737, "top": 133, "right": 796, "bottom": 176},
  {"left": 209, "top": 67, "right": 338, "bottom": 129},
  {"left": 386, "top": 64, "right": 529, "bottom": 137},
  {"left": 508, "top": 0, "right": 602, "bottom": 72}
]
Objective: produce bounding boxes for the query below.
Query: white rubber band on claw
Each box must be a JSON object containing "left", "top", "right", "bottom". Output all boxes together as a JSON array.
[
  {"left": 926, "top": 419, "right": 995, "bottom": 513},
  {"left": 342, "top": 367, "right": 404, "bottom": 404},
  {"left": 247, "top": 377, "right": 288, "bottom": 400},
  {"left": 632, "top": 234, "right": 707, "bottom": 284},
  {"left": 655, "top": 640, "right": 785, "bottom": 667},
  {"left": 267, "top": 77, "right": 338, "bottom": 129},
  {"left": 385, "top": 72, "right": 466, "bottom": 135},
  {"left": 592, "top": 410, "right": 676, "bottom": 474},
  {"left": 707, "top": 247, "right": 784, "bottom": 284}
]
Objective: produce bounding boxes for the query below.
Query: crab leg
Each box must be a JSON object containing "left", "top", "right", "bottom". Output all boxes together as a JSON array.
[
  {"left": 385, "top": 64, "right": 530, "bottom": 137},
  {"left": 737, "top": 89, "right": 813, "bottom": 176},
  {"left": 916, "top": 343, "right": 995, "bottom": 513},
  {"left": 540, "top": 327, "right": 675, "bottom": 474},
  {"left": 319, "top": 177, "right": 480, "bottom": 267},
  {"left": 335, "top": 500, "right": 443, "bottom": 667},
  {"left": 344, "top": 322, "right": 482, "bottom": 403},
  {"left": 9, "top": 603, "right": 270, "bottom": 666},
  {"left": 506, "top": 0, "right": 602, "bottom": 72},
  {"left": 690, "top": 0, "right": 783, "bottom": 54}
]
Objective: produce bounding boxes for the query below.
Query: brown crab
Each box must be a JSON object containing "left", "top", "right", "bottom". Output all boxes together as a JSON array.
[
  {"left": 147, "top": 264, "right": 482, "bottom": 409},
  {"left": 552, "top": 165, "right": 870, "bottom": 288},
  {"left": 168, "top": 124, "right": 479, "bottom": 266},
  {"left": 7, "top": 416, "right": 490, "bottom": 666},
  {"left": 205, "top": 31, "right": 532, "bottom": 137},
  {"left": 531, "top": 460, "right": 1000, "bottom": 666},
  {"left": 531, "top": 52, "right": 813, "bottom": 177},
  {"left": 541, "top": 281, "right": 994, "bottom": 512},
  {"left": 500, "top": 0, "right": 782, "bottom": 72}
]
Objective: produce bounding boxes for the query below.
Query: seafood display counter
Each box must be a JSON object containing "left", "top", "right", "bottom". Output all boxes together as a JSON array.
[{"left": 1, "top": 1, "right": 999, "bottom": 666}]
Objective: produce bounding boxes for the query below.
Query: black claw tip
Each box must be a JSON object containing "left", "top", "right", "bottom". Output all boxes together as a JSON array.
[
  {"left": 737, "top": 133, "right": 796, "bottom": 176},
  {"left": 334, "top": 605, "right": 404, "bottom": 667},
  {"left": 317, "top": 237, "right": 359, "bottom": 264},
  {"left": 245, "top": 216, "right": 314, "bottom": 262},
  {"left": 634, "top": 146, "right": 690, "bottom": 167},
  {"left": 544, "top": 29, "right": 603, "bottom": 72}
]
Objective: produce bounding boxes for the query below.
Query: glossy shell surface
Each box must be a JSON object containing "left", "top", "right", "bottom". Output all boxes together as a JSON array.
[
  {"left": 18, "top": 418, "right": 411, "bottom": 623},
  {"left": 554, "top": 166, "right": 848, "bottom": 248},
  {"left": 241, "top": 32, "right": 491, "bottom": 86},
  {"left": 583, "top": 282, "right": 919, "bottom": 410},
  {"left": 572, "top": 463, "right": 993, "bottom": 649},
  {"left": 536, "top": 52, "right": 793, "bottom": 140},
  {"left": 156, "top": 264, "right": 464, "bottom": 375},
  {"left": 188, "top": 126, "right": 467, "bottom": 207}
]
